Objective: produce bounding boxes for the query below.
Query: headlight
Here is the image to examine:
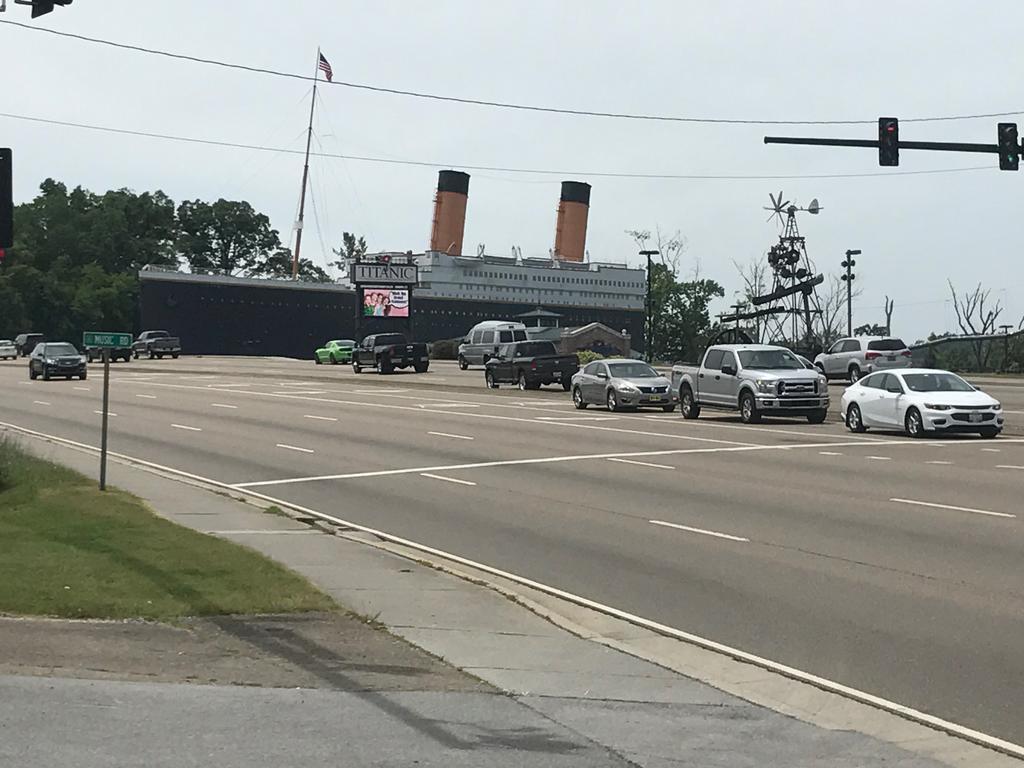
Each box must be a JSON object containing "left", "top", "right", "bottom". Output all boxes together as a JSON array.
[
  {"left": 46, "top": 358, "right": 57, "bottom": 364},
  {"left": 755, "top": 379, "right": 776, "bottom": 394},
  {"left": 992, "top": 402, "right": 1002, "bottom": 411},
  {"left": 818, "top": 376, "right": 827, "bottom": 388},
  {"left": 923, "top": 403, "right": 951, "bottom": 411},
  {"left": 618, "top": 382, "right": 639, "bottom": 393}
]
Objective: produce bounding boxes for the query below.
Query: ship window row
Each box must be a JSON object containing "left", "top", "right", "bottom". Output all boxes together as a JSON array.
[{"left": 463, "top": 270, "right": 641, "bottom": 288}]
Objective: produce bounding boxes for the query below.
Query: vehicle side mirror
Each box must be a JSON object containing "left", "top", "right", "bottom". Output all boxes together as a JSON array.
[
  {"left": 721, "top": 364, "right": 737, "bottom": 376},
  {"left": 887, "top": 386, "right": 903, "bottom": 394},
  {"left": 596, "top": 371, "right": 608, "bottom": 380}
]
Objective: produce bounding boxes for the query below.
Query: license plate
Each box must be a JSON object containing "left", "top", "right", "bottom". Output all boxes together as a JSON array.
[
  {"left": 969, "top": 412, "right": 983, "bottom": 423},
  {"left": 887, "top": 355, "right": 895, "bottom": 361},
  {"left": 651, "top": 395, "right": 663, "bottom": 401}
]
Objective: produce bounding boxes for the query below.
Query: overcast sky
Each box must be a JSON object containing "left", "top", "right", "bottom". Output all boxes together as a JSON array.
[{"left": 3, "top": 1, "right": 1021, "bottom": 341}]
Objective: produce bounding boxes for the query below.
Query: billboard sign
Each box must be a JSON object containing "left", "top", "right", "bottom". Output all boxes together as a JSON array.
[
  {"left": 352, "top": 263, "right": 418, "bottom": 286},
  {"left": 362, "top": 288, "right": 409, "bottom": 318}
]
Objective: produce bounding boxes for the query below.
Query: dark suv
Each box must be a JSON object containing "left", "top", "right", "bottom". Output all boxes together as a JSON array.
[
  {"left": 29, "top": 342, "right": 87, "bottom": 381},
  {"left": 14, "top": 333, "right": 45, "bottom": 357}
]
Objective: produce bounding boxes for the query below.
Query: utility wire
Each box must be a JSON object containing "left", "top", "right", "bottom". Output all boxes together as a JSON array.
[
  {"left": 0, "top": 110, "right": 997, "bottom": 180},
  {"left": 3, "top": 19, "right": 1023, "bottom": 126}
]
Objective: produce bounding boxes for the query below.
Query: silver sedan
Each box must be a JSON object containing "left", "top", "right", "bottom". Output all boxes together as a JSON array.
[{"left": 571, "top": 359, "right": 677, "bottom": 412}]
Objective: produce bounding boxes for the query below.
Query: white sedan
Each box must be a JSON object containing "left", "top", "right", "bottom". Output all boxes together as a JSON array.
[{"left": 841, "top": 368, "right": 1003, "bottom": 438}]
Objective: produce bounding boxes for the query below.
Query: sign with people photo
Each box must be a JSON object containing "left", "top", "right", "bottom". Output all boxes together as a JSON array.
[{"left": 362, "top": 288, "right": 409, "bottom": 318}]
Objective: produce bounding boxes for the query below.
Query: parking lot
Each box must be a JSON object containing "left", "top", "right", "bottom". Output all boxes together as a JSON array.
[{"left": 1, "top": 354, "right": 1023, "bottom": 743}]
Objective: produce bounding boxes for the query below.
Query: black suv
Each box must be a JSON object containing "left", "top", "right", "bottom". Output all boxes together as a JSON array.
[
  {"left": 14, "top": 333, "right": 44, "bottom": 357},
  {"left": 29, "top": 342, "right": 87, "bottom": 381}
]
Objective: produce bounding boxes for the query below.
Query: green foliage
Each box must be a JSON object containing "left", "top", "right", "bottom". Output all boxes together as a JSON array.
[
  {"left": 576, "top": 350, "right": 605, "bottom": 365},
  {"left": 0, "top": 441, "right": 335, "bottom": 619},
  {"left": 333, "top": 231, "right": 368, "bottom": 271},
  {"left": 650, "top": 266, "right": 724, "bottom": 363},
  {"left": 429, "top": 338, "right": 460, "bottom": 359},
  {"left": 176, "top": 198, "right": 286, "bottom": 277}
]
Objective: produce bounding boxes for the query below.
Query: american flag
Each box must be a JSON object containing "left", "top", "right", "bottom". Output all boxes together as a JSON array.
[{"left": 318, "top": 53, "right": 333, "bottom": 82}]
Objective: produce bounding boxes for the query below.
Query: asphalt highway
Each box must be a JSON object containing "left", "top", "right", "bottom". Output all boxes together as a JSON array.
[{"left": 2, "top": 356, "right": 1022, "bottom": 744}]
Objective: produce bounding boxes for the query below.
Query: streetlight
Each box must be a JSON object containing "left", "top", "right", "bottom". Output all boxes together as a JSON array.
[
  {"left": 640, "top": 249, "right": 660, "bottom": 363},
  {"left": 841, "top": 249, "right": 861, "bottom": 337}
]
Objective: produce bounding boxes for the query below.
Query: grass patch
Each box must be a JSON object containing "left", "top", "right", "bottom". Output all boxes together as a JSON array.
[{"left": 0, "top": 439, "right": 335, "bottom": 620}]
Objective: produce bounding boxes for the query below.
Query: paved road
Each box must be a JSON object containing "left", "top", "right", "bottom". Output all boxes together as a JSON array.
[{"left": 1, "top": 357, "right": 1022, "bottom": 744}]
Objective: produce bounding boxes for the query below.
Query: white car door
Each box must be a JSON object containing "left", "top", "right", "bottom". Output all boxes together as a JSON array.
[
  {"left": 868, "top": 373, "right": 904, "bottom": 427},
  {"left": 855, "top": 373, "right": 888, "bottom": 427}
]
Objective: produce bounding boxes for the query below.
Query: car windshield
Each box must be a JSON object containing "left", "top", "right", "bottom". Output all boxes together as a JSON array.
[
  {"left": 903, "top": 373, "right": 975, "bottom": 393},
  {"left": 374, "top": 334, "right": 407, "bottom": 346},
  {"left": 738, "top": 349, "right": 802, "bottom": 370},
  {"left": 44, "top": 343, "right": 79, "bottom": 356},
  {"left": 868, "top": 339, "right": 907, "bottom": 351},
  {"left": 607, "top": 363, "right": 659, "bottom": 378},
  {"left": 514, "top": 342, "right": 557, "bottom": 357}
]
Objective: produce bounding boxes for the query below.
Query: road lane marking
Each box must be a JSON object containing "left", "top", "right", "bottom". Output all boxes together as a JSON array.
[
  {"left": 889, "top": 498, "right": 1015, "bottom": 519},
  {"left": 181, "top": 375, "right": 217, "bottom": 380},
  {"left": 865, "top": 456, "right": 891, "bottom": 461},
  {"left": 210, "top": 403, "right": 238, "bottom": 409},
  {"left": 981, "top": 448, "right": 1000, "bottom": 452},
  {"left": 33, "top": 401, "right": 50, "bottom": 406},
  {"left": 649, "top": 519, "right": 749, "bottom": 543},
  {"left": 354, "top": 389, "right": 408, "bottom": 394},
  {"left": 135, "top": 394, "right": 157, "bottom": 399},
  {"left": 819, "top": 451, "right": 843, "bottom": 456},
  {"left": 419, "top": 403, "right": 481, "bottom": 409},
  {"left": 273, "top": 390, "right": 327, "bottom": 395},
  {"left": 420, "top": 472, "right": 476, "bottom": 486},
  {"left": 428, "top": 431, "right": 474, "bottom": 440},
  {"left": 304, "top": 414, "right": 337, "bottom": 422},
  {"left": 94, "top": 410, "right": 118, "bottom": 417},
  {"left": 171, "top": 424, "right": 202, "bottom": 432},
  {"left": 537, "top": 415, "right": 619, "bottom": 422},
  {"left": 607, "top": 457, "right": 674, "bottom": 470},
  {"left": 276, "top": 443, "right": 314, "bottom": 454},
  {"left": 996, "top": 465, "right": 1024, "bottom": 470},
  {"left": 73, "top": 386, "right": 90, "bottom": 391},
  {"left": 926, "top": 460, "right": 953, "bottom": 465},
  {"left": 1, "top": 418, "right": 1021, "bottom": 761}
]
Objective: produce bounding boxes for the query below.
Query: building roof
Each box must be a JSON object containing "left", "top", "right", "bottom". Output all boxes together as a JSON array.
[{"left": 516, "top": 308, "right": 563, "bottom": 318}]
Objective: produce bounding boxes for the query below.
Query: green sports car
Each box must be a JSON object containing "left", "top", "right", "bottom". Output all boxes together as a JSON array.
[{"left": 314, "top": 339, "right": 355, "bottom": 365}]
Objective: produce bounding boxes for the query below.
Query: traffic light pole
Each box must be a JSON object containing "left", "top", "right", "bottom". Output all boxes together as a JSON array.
[
  {"left": 764, "top": 136, "right": 1002, "bottom": 154},
  {"left": 640, "top": 249, "right": 659, "bottom": 363},
  {"left": 841, "top": 249, "right": 860, "bottom": 338}
]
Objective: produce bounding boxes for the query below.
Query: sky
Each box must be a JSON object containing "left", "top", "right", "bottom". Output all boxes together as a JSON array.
[{"left": 2, "top": 0, "right": 1022, "bottom": 342}]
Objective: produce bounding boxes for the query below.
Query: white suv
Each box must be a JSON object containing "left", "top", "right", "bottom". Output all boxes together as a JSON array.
[{"left": 814, "top": 336, "right": 913, "bottom": 383}]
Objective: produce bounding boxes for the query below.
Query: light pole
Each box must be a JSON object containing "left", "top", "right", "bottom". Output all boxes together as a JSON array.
[
  {"left": 841, "top": 249, "right": 860, "bottom": 337},
  {"left": 641, "top": 249, "right": 660, "bottom": 363}
]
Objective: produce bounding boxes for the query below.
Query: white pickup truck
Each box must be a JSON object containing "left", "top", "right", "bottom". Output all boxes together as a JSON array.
[{"left": 671, "top": 344, "right": 829, "bottom": 424}]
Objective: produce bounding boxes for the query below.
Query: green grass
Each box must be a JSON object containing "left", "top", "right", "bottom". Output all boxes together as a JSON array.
[{"left": 0, "top": 440, "right": 335, "bottom": 620}]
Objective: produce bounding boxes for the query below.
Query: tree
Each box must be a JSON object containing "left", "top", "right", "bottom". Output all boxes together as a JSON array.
[
  {"left": 263, "top": 248, "right": 333, "bottom": 282},
  {"left": 884, "top": 296, "right": 895, "bottom": 336},
  {"left": 176, "top": 199, "right": 285, "bottom": 277},
  {"left": 657, "top": 277, "right": 725, "bottom": 363},
  {"left": 948, "top": 280, "right": 1003, "bottom": 371},
  {"left": 817, "top": 275, "right": 862, "bottom": 346},
  {"left": 732, "top": 258, "right": 770, "bottom": 341},
  {"left": 332, "top": 231, "right": 368, "bottom": 275}
]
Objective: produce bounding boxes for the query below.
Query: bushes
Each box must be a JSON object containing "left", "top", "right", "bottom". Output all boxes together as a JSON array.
[
  {"left": 576, "top": 350, "right": 605, "bottom": 365},
  {"left": 429, "top": 338, "right": 461, "bottom": 360}
]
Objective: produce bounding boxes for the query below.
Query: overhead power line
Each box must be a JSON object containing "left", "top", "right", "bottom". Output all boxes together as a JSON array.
[
  {"left": 3, "top": 19, "right": 1024, "bottom": 126},
  {"left": 0, "top": 110, "right": 996, "bottom": 180}
]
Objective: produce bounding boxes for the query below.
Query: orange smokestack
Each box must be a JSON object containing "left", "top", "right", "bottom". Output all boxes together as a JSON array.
[
  {"left": 429, "top": 170, "right": 470, "bottom": 255},
  {"left": 553, "top": 181, "right": 591, "bottom": 263}
]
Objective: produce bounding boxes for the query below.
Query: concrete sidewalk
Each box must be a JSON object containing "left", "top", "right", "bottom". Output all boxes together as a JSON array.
[{"left": 7, "top": 434, "right": 1016, "bottom": 768}]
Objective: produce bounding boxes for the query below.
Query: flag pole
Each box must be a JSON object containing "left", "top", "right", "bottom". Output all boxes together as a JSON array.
[{"left": 293, "top": 47, "right": 320, "bottom": 280}]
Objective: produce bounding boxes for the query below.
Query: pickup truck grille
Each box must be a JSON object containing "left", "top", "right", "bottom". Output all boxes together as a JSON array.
[
  {"left": 638, "top": 385, "right": 669, "bottom": 394},
  {"left": 778, "top": 380, "right": 817, "bottom": 396}
]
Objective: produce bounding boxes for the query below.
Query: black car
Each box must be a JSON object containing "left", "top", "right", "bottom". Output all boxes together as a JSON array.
[
  {"left": 352, "top": 333, "right": 430, "bottom": 374},
  {"left": 14, "top": 333, "right": 45, "bottom": 357},
  {"left": 29, "top": 342, "right": 87, "bottom": 381}
]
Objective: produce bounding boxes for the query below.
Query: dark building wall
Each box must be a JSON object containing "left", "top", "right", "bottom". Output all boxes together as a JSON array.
[{"left": 140, "top": 275, "right": 644, "bottom": 358}]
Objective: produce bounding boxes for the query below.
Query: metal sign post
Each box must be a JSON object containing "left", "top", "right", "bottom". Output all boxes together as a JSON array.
[{"left": 83, "top": 332, "right": 132, "bottom": 491}]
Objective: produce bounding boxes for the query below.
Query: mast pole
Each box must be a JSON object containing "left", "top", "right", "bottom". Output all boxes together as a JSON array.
[{"left": 293, "top": 48, "right": 319, "bottom": 280}]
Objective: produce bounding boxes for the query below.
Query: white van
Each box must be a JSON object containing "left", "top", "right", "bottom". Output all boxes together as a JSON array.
[{"left": 458, "top": 321, "right": 528, "bottom": 369}]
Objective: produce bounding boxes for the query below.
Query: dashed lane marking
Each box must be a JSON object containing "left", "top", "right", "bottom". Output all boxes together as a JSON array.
[
  {"left": 420, "top": 472, "right": 476, "bottom": 486},
  {"left": 276, "top": 443, "right": 314, "bottom": 454},
  {"left": 889, "top": 498, "right": 1015, "bottom": 519},
  {"left": 607, "top": 457, "right": 674, "bottom": 470},
  {"left": 649, "top": 519, "right": 750, "bottom": 543},
  {"left": 427, "top": 431, "right": 474, "bottom": 440}
]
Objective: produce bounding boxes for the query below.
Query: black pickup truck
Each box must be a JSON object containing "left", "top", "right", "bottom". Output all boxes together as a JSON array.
[
  {"left": 132, "top": 330, "right": 181, "bottom": 359},
  {"left": 352, "top": 333, "right": 430, "bottom": 374},
  {"left": 484, "top": 341, "right": 579, "bottom": 391}
]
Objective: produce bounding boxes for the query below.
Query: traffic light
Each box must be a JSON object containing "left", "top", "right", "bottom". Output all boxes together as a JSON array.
[
  {"left": 878, "top": 118, "right": 899, "bottom": 166},
  {"left": 0, "top": 149, "right": 12, "bottom": 250},
  {"left": 998, "top": 122, "right": 1019, "bottom": 171}
]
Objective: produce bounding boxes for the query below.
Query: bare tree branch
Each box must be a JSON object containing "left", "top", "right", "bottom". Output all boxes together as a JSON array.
[{"left": 947, "top": 280, "right": 1004, "bottom": 369}]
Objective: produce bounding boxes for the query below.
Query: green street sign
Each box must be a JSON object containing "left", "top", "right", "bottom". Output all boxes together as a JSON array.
[{"left": 83, "top": 331, "right": 132, "bottom": 348}]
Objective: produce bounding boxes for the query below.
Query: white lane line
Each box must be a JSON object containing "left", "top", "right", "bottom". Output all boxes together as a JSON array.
[
  {"left": 354, "top": 389, "right": 408, "bottom": 394},
  {"left": 649, "top": 519, "right": 749, "bottom": 543},
  {"left": 607, "top": 457, "right": 674, "bottom": 470},
  {"left": 210, "top": 403, "right": 238, "bottom": 409},
  {"left": 537, "top": 416, "right": 619, "bottom": 422},
  {"left": 889, "top": 498, "right": 1015, "bottom": 519},
  {"left": 1002, "top": 409, "right": 1024, "bottom": 414},
  {"left": 171, "top": 423, "right": 202, "bottom": 432},
  {"left": 996, "top": 465, "right": 1024, "bottom": 470},
  {"left": 865, "top": 456, "right": 891, "bottom": 461},
  {"left": 819, "top": 451, "right": 843, "bottom": 456},
  {"left": 208, "top": 382, "right": 252, "bottom": 388},
  {"left": 926, "top": 460, "right": 953, "bottom": 465},
  {"left": 304, "top": 414, "right": 338, "bottom": 422},
  {"left": 1, "top": 418, "right": 1021, "bottom": 761},
  {"left": 135, "top": 394, "right": 157, "bottom": 399},
  {"left": 272, "top": 390, "right": 327, "bottom": 395},
  {"left": 276, "top": 443, "right": 314, "bottom": 454},
  {"left": 419, "top": 403, "right": 480, "bottom": 409},
  {"left": 427, "top": 431, "right": 474, "bottom": 441},
  {"left": 94, "top": 410, "right": 118, "bottom": 417},
  {"left": 420, "top": 472, "right": 476, "bottom": 486},
  {"left": 980, "top": 448, "right": 1000, "bottom": 453},
  {"left": 33, "top": 400, "right": 51, "bottom": 406},
  {"left": 73, "top": 386, "right": 90, "bottom": 391}
]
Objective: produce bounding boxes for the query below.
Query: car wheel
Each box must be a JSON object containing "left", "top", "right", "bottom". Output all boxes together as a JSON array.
[
  {"left": 518, "top": 371, "right": 529, "bottom": 391},
  {"left": 378, "top": 359, "right": 393, "bottom": 375},
  {"left": 133, "top": 349, "right": 139, "bottom": 359},
  {"left": 329, "top": 354, "right": 337, "bottom": 365},
  {"left": 905, "top": 407, "right": 925, "bottom": 438},
  {"left": 485, "top": 370, "right": 498, "bottom": 389},
  {"left": 315, "top": 355, "right": 322, "bottom": 365},
  {"left": 148, "top": 348, "right": 155, "bottom": 359},
  {"left": 979, "top": 426, "right": 999, "bottom": 439},
  {"left": 806, "top": 409, "right": 828, "bottom": 424},
  {"left": 29, "top": 367, "right": 37, "bottom": 380},
  {"left": 560, "top": 376, "right": 572, "bottom": 392},
  {"left": 352, "top": 362, "right": 362, "bottom": 374},
  {"left": 414, "top": 362, "right": 429, "bottom": 373},
  {"left": 80, "top": 373, "right": 87, "bottom": 381},
  {"left": 848, "top": 365, "right": 861, "bottom": 384},
  {"left": 572, "top": 387, "right": 587, "bottom": 409},
  {"left": 607, "top": 389, "right": 620, "bottom": 412},
  {"left": 679, "top": 387, "right": 700, "bottom": 420},
  {"left": 845, "top": 404, "right": 867, "bottom": 433},
  {"left": 171, "top": 353, "right": 179, "bottom": 359},
  {"left": 458, "top": 356, "right": 468, "bottom": 371},
  {"left": 739, "top": 391, "right": 760, "bottom": 424}
]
